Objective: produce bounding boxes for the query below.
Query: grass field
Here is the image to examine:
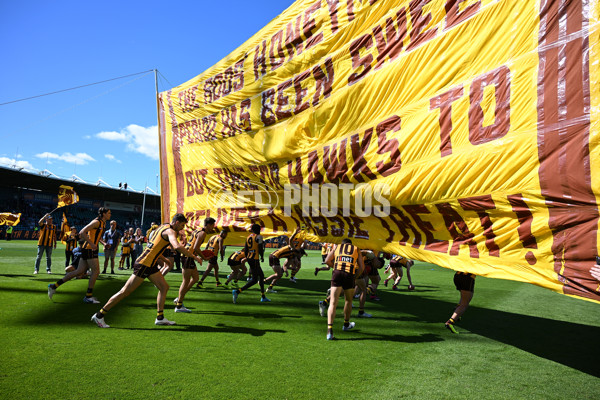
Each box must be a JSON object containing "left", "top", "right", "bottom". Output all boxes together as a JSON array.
[{"left": 1, "top": 240, "right": 599, "bottom": 399}]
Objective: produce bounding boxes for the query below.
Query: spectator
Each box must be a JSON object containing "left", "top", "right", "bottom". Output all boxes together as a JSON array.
[
  {"left": 102, "top": 220, "right": 122, "bottom": 274},
  {"left": 34, "top": 213, "right": 57, "bottom": 274}
]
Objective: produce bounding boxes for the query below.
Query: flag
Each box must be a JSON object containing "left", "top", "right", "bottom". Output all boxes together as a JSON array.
[
  {"left": 0, "top": 213, "right": 21, "bottom": 226},
  {"left": 57, "top": 185, "right": 79, "bottom": 208},
  {"left": 60, "top": 212, "right": 70, "bottom": 245}
]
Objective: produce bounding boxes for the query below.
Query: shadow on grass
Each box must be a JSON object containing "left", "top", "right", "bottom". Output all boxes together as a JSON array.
[
  {"left": 195, "top": 310, "right": 303, "bottom": 319},
  {"left": 7, "top": 271, "right": 599, "bottom": 376},
  {"left": 333, "top": 332, "right": 443, "bottom": 343},
  {"left": 383, "top": 291, "right": 600, "bottom": 378},
  {"left": 114, "top": 322, "right": 286, "bottom": 337}
]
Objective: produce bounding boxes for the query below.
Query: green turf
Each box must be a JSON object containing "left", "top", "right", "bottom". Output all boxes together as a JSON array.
[{"left": 1, "top": 240, "right": 598, "bottom": 399}]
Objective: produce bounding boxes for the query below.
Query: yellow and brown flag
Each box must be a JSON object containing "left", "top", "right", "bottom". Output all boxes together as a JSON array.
[
  {"left": 158, "top": 0, "right": 600, "bottom": 303},
  {"left": 60, "top": 212, "right": 70, "bottom": 245},
  {"left": 57, "top": 185, "right": 79, "bottom": 208},
  {"left": 0, "top": 213, "right": 21, "bottom": 226}
]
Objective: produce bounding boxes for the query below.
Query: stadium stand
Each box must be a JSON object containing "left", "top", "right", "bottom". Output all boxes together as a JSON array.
[{"left": 0, "top": 165, "right": 160, "bottom": 239}]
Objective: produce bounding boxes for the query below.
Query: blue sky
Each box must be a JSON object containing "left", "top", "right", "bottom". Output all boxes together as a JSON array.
[{"left": 0, "top": 0, "right": 293, "bottom": 193}]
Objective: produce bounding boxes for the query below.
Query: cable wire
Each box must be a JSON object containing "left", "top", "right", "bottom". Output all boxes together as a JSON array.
[{"left": 0, "top": 69, "right": 154, "bottom": 106}]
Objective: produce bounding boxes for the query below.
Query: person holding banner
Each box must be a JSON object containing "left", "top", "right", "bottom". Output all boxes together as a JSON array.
[
  {"left": 34, "top": 213, "right": 57, "bottom": 274},
  {"left": 90, "top": 213, "right": 204, "bottom": 328},
  {"left": 48, "top": 208, "right": 111, "bottom": 303}
]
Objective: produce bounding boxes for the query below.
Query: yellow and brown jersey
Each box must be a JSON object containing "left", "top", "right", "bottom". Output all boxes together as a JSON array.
[
  {"left": 64, "top": 233, "right": 78, "bottom": 252},
  {"left": 82, "top": 218, "right": 106, "bottom": 250},
  {"left": 273, "top": 245, "right": 296, "bottom": 259},
  {"left": 391, "top": 254, "right": 410, "bottom": 267},
  {"left": 228, "top": 250, "right": 246, "bottom": 263},
  {"left": 136, "top": 224, "right": 171, "bottom": 267},
  {"left": 333, "top": 243, "right": 360, "bottom": 274},
  {"left": 290, "top": 234, "right": 305, "bottom": 250},
  {"left": 38, "top": 224, "right": 57, "bottom": 247},
  {"left": 205, "top": 234, "right": 221, "bottom": 254},
  {"left": 186, "top": 228, "right": 207, "bottom": 255},
  {"left": 245, "top": 233, "right": 260, "bottom": 260},
  {"left": 321, "top": 244, "right": 328, "bottom": 255}
]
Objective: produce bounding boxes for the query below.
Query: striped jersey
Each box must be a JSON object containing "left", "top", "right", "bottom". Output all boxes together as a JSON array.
[
  {"left": 64, "top": 233, "right": 78, "bottom": 252},
  {"left": 333, "top": 243, "right": 360, "bottom": 274},
  {"left": 272, "top": 245, "right": 296, "bottom": 259},
  {"left": 38, "top": 224, "right": 57, "bottom": 247},
  {"left": 245, "top": 233, "right": 260, "bottom": 260},
  {"left": 186, "top": 228, "right": 207, "bottom": 255},
  {"left": 228, "top": 250, "right": 246, "bottom": 263},
  {"left": 136, "top": 224, "right": 171, "bottom": 267},
  {"left": 82, "top": 218, "right": 106, "bottom": 250},
  {"left": 205, "top": 234, "right": 222, "bottom": 254}
]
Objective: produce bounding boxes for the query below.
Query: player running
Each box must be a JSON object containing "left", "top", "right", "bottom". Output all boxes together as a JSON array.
[{"left": 90, "top": 213, "right": 204, "bottom": 328}]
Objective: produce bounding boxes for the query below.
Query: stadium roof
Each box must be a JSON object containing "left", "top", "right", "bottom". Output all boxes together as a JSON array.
[{"left": 0, "top": 165, "right": 160, "bottom": 204}]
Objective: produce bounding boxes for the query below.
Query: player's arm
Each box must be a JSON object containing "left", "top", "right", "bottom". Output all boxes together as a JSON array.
[
  {"left": 257, "top": 235, "right": 265, "bottom": 262},
  {"left": 38, "top": 213, "right": 51, "bottom": 226},
  {"left": 288, "top": 226, "right": 301, "bottom": 244},
  {"left": 356, "top": 251, "right": 365, "bottom": 277},
  {"left": 219, "top": 241, "right": 226, "bottom": 261},
  {"left": 79, "top": 219, "right": 100, "bottom": 250},
  {"left": 325, "top": 245, "right": 337, "bottom": 268},
  {"left": 166, "top": 229, "right": 202, "bottom": 263}
]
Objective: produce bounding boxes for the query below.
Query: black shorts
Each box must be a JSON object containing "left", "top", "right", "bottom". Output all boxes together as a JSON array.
[
  {"left": 208, "top": 256, "right": 218, "bottom": 265},
  {"left": 331, "top": 269, "right": 354, "bottom": 290},
  {"left": 133, "top": 262, "right": 160, "bottom": 279},
  {"left": 269, "top": 254, "right": 280, "bottom": 267},
  {"left": 454, "top": 272, "right": 475, "bottom": 292},
  {"left": 183, "top": 258, "right": 197, "bottom": 270},
  {"left": 81, "top": 248, "right": 99, "bottom": 260}
]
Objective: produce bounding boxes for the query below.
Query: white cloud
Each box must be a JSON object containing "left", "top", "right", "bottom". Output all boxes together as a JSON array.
[
  {"left": 35, "top": 152, "right": 95, "bottom": 165},
  {"left": 0, "top": 157, "right": 34, "bottom": 170},
  {"left": 96, "top": 130, "right": 128, "bottom": 141},
  {"left": 105, "top": 154, "right": 122, "bottom": 163},
  {"left": 95, "top": 124, "right": 158, "bottom": 160}
]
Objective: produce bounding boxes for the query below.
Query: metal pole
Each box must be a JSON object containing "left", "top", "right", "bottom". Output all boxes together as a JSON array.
[
  {"left": 154, "top": 69, "right": 164, "bottom": 223},
  {"left": 141, "top": 182, "right": 147, "bottom": 230}
]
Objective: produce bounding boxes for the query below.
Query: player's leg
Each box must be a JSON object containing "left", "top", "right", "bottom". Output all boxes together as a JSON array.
[
  {"left": 148, "top": 271, "right": 174, "bottom": 325},
  {"left": 326, "top": 285, "right": 343, "bottom": 339},
  {"left": 91, "top": 273, "right": 145, "bottom": 327}
]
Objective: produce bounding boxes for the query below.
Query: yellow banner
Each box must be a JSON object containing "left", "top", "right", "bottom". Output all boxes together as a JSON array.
[{"left": 158, "top": 0, "right": 600, "bottom": 303}]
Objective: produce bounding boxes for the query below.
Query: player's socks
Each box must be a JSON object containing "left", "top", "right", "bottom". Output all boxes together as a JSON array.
[
  {"left": 85, "top": 288, "right": 93, "bottom": 298},
  {"left": 343, "top": 320, "right": 350, "bottom": 328},
  {"left": 95, "top": 308, "right": 107, "bottom": 319},
  {"left": 323, "top": 298, "right": 329, "bottom": 306},
  {"left": 156, "top": 310, "right": 165, "bottom": 321},
  {"left": 327, "top": 324, "right": 333, "bottom": 335},
  {"left": 176, "top": 301, "right": 183, "bottom": 309}
]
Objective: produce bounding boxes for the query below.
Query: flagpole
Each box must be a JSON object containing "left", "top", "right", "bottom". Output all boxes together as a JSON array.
[
  {"left": 141, "top": 181, "right": 147, "bottom": 230},
  {"left": 154, "top": 69, "right": 164, "bottom": 223}
]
